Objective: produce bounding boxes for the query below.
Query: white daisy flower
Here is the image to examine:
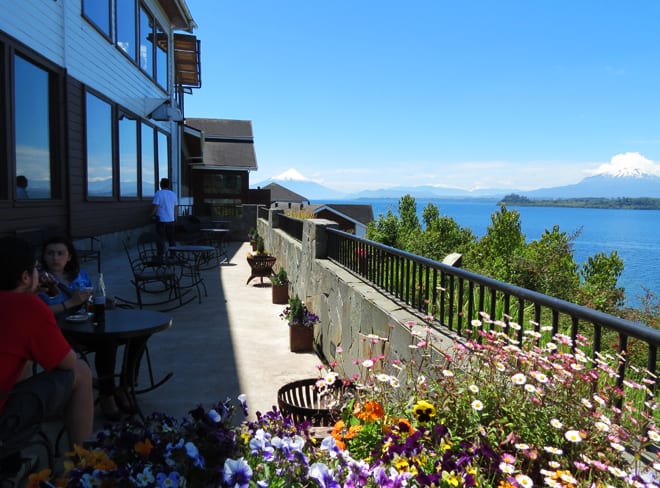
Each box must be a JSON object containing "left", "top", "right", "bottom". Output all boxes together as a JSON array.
[
  {"left": 511, "top": 373, "right": 527, "bottom": 385},
  {"left": 471, "top": 400, "right": 484, "bottom": 411},
  {"left": 564, "top": 430, "right": 583, "bottom": 443}
]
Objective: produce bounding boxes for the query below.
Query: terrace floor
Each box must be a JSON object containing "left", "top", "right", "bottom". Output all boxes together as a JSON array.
[{"left": 99, "top": 240, "right": 320, "bottom": 423}]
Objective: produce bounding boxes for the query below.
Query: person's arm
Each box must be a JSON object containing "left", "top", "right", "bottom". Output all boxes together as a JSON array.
[{"left": 174, "top": 204, "right": 178, "bottom": 221}]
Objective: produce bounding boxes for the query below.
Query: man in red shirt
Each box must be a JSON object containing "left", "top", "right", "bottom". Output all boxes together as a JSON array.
[{"left": 0, "top": 236, "right": 93, "bottom": 472}]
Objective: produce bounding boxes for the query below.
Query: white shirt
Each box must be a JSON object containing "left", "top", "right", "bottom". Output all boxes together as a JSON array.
[{"left": 152, "top": 189, "right": 177, "bottom": 222}]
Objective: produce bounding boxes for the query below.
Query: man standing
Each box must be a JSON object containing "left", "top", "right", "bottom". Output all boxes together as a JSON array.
[
  {"left": 0, "top": 236, "right": 93, "bottom": 478},
  {"left": 151, "top": 177, "right": 178, "bottom": 259}
]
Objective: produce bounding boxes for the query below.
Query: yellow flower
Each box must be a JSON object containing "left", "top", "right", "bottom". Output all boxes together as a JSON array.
[
  {"left": 442, "top": 470, "right": 462, "bottom": 487},
  {"left": 413, "top": 399, "right": 436, "bottom": 422}
]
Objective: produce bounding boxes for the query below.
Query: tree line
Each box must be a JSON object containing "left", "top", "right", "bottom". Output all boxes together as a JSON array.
[{"left": 501, "top": 194, "right": 660, "bottom": 210}]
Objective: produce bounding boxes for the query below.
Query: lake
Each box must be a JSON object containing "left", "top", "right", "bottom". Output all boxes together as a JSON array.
[{"left": 316, "top": 198, "right": 660, "bottom": 308}]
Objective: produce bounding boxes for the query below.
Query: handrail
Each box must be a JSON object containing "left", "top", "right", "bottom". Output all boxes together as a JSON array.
[{"left": 326, "top": 228, "right": 659, "bottom": 388}]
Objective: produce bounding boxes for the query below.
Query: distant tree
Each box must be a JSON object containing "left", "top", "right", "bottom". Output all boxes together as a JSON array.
[
  {"left": 511, "top": 225, "right": 580, "bottom": 300},
  {"left": 366, "top": 209, "right": 400, "bottom": 247},
  {"left": 578, "top": 251, "right": 625, "bottom": 313},
  {"left": 466, "top": 204, "right": 526, "bottom": 283}
]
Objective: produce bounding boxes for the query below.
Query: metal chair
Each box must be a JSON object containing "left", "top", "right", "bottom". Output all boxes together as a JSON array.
[
  {"left": 0, "top": 389, "right": 55, "bottom": 478},
  {"left": 74, "top": 236, "right": 102, "bottom": 273},
  {"left": 117, "top": 241, "right": 193, "bottom": 311}
]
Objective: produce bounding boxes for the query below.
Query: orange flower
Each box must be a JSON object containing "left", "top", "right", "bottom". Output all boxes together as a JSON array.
[
  {"left": 353, "top": 400, "right": 384, "bottom": 422},
  {"left": 27, "top": 469, "right": 51, "bottom": 488},
  {"left": 135, "top": 438, "right": 154, "bottom": 457},
  {"left": 344, "top": 424, "right": 363, "bottom": 439},
  {"left": 331, "top": 420, "right": 347, "bottom": 450},
  {"left": 497, "top": 481, "right": 516, "bottom": 488}
]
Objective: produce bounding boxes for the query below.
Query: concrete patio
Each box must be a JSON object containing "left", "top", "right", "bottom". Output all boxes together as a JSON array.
[{"left": 92, "top": 239, "right": 320, "bottom": 426}]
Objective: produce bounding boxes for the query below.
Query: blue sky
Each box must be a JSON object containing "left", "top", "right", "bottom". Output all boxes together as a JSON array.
[{"left": 183, "top": 0, "right": 660, "bottom": 192}]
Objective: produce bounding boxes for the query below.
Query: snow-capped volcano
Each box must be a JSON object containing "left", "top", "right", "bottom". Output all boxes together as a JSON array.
[
  {"left": 590, "top": 152, "right": 660, "bottom": 179},
  {"left": 272, "top": 168, "right": 317, "bottom": 182}
]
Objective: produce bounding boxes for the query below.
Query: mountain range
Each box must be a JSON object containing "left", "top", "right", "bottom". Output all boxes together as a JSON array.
[{"left": 253, "top": 169, "right": 660, "bottom": 201}]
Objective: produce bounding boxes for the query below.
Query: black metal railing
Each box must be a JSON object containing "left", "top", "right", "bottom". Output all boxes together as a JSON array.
[
  {"left": 279, "top": 214, "right": 304, "bottom": 241},
  {"left": 257, "top": 206, "right": 269, "bottom": 220},
  {"left": 326, "top": 228, "right": 660, "bottom": 389},
  {"left": 179, "top": 204, "right": 242, "bottom": 218}
]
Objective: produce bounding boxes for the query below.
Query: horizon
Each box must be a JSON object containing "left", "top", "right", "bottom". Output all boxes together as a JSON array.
[{"left": 184, "top": 1, "right": 660, "bottom": 191}]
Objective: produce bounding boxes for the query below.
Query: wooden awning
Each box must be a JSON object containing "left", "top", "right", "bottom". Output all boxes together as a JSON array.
[{"left": 174, "top": 34, "right": 201, "bottom": 88}]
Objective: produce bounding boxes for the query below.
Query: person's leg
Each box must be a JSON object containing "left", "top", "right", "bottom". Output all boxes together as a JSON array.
[
  {"left": 63, "top": 359, "right": 93, "bottom": 447},
  {"left": 155, "top": 222, "right": 166, "bottom": 258},
  {"left": 94, "top": 344, "right": 121, "bottom": 420},
  {"left": 8, "top": 366, "right": 92, "bottom": 448}
]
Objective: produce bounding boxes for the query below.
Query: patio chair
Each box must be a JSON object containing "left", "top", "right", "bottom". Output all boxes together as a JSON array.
[
  {"left": 117, "top": 241, "right": 193, "bottom": 311},
  {"left": 74, "top": 236, "right": 102, "bottom": 273},
  {"left": 0, "top": 389, "right": 55, "bottom": 479}
]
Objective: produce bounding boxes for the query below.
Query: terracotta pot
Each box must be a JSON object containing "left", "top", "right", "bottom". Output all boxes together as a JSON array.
[
  {"left": 272, "top": 283, "right": 289, "bottom": 304},
  {"left": 289, "top": 325, "right": 313, "bottom": 353}
]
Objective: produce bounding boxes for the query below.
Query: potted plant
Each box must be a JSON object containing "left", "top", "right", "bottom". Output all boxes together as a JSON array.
[
  {"left": 248, "top": 228, "right": 259, "bottom": 251},
  {"left": 280, "top": 295, "right": 319, "bottom": 352},
  {"left": 246, "top": 237, "right": 277, "bottom": 285},
  {"left": 270, "top": 267, "right": 289, "bottom": 304}
]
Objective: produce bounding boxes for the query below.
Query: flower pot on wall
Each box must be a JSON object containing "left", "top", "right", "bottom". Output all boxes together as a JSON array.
[
  {"left": 272, "top": 283, "right": 289, "bottom": 304},
  {"left": 289, "top": 325, "right": 314, "bottom": 353}
]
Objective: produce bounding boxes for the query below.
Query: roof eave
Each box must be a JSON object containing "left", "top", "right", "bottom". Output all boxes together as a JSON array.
[{"left": 160, "top": 0, "right": 197, "bottom": 32}]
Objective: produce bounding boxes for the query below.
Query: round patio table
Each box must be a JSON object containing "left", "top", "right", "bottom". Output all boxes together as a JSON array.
[{"left": 59, "top": 309, "right": 173, "bottom": 418}]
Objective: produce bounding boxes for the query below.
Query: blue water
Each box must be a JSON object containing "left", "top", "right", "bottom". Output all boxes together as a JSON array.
[{"left": 316, "top": 198, "right": 660, "bottom": 308}]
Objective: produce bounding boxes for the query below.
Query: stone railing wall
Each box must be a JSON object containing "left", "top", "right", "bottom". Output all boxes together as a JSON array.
[{"left": 258, "top": 211, "right": 456, "bottom": 377}]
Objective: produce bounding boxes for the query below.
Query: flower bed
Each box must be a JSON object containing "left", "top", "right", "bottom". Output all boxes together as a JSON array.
[{"left": 31, "top": 314, "right": 659, "bottom": 487}]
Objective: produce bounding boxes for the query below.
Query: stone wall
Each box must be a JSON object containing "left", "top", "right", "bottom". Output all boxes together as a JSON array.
[{"left": 258, "top": 212, "right": 457, "bottom": 377}]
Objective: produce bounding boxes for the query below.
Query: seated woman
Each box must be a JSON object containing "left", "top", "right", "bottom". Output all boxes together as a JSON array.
[{"left": 37, "top": 236, "right": 144, "bottom": 420}]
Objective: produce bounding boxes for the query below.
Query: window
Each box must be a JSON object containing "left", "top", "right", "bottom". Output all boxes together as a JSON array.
[
  {"left": 202, "top": 174, "right": 242, "bottom": 195},
  {"left": 157, "top": 130, "right": 169, "bottom": 181},
  {"left": 116, "top": 0, "right": 137, "bottom": 61},
  {"left": 118, "top": 112, "right": 138, "bottom": 197},
  {"left": 139, "top": 6, "right": 154, "bottom": 78},
  {"left": 141, "top": 122, "right": 155, "bottom": 197},
  {"left": 86, "top": 93, "right": 113, "bottom": 197},
  {"left": 82, "top": 0, "right": 111, "bottom": 37},
  {"left": 155, "top": 22, "right": 168, "bottom": 89},
  {"left": 14, "top": 55, "right": 52, "bottom": 199}
]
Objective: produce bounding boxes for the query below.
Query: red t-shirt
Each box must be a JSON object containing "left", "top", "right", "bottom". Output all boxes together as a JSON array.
[{"left": 0, "top": 291, "right": 71, "bottom": 411}]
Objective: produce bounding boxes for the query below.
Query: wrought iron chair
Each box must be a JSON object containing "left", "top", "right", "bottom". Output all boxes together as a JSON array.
[
  {"left": 0, "top": 389, "right": 55, "bottom": 479},
  {"left": 117, "top": 241, "right": 193, "bottom": 311},
  {"left": 74, "top": 236, "right": 102, "bottom": 273}
]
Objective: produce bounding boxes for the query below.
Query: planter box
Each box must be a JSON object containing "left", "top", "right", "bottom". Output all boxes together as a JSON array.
[
  {"left": 289, "top": 325, "right": 313, "bottom": 352},
  {"left": 272, "top": 283, "right": 289, "bottom": 304}
]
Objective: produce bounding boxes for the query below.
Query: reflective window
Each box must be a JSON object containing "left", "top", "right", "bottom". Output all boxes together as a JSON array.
[
  {"left": 141, "top": 122, "right": 155, "bottom": 197},
  {"left": 157, "top": 131, "right": 169, "bottom": 181},
  {"left": 155, "top": 22, "right": 168, "bottom": 88},
  {"left": 202, "top": 174, "right": 242, "bottom": 194},
  {"left": 82, "top": 0, "right": 111, "bottom": 37},
  {"left": 118, "top": 112, "right": 138, "bottom": 197},
  {"left": 139, "top": 6, "right": 153, "bottom": 77},
  {"left": 116, "top": 0, "right": 136, "bottom": 60},
  {"left": 86, "top": 93, "right": 113, "bottom": 197},
  {"left": 14, "top": 55, "right": 52, "bottom": 199}
]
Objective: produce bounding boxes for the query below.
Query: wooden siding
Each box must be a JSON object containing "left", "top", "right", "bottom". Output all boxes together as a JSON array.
[{"left": 0, "top": 0, "right": 65, "bottom": 64}]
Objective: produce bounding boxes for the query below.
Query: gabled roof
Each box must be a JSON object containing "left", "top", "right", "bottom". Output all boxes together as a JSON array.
[
  {"left": 184, "top": 118, "right": 257, "bottom": 171},
  {"left": 263, "top": 183, "right": 309, "bottom": 203},
  {"left": 311, "top": 204, "right": 374, "bottom": 226}
]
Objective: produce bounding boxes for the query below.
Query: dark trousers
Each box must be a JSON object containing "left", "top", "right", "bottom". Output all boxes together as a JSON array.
[{"left": 155, "top": 221, "right": 176, "bottom": 257}]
